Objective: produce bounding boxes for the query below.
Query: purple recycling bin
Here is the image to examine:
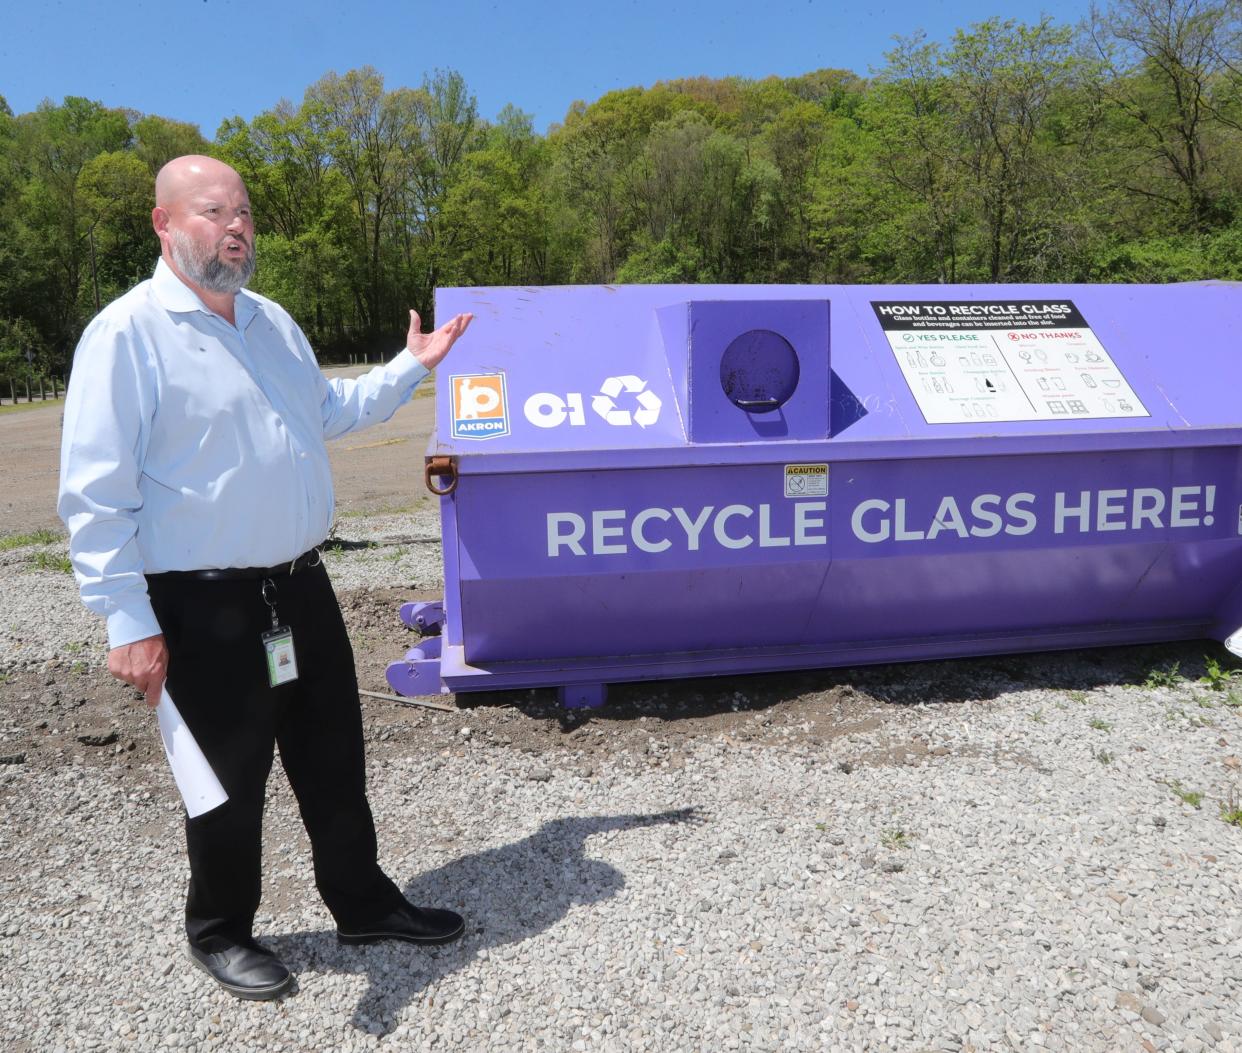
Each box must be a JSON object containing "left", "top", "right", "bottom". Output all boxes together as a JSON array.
[{"left": 386, "top": 282, "right": 1242, "bottom": 708}]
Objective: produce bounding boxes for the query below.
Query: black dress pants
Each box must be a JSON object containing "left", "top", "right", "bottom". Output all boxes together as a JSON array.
[{"left": 147, "top": 561, "right": 404, "bottom": 951}]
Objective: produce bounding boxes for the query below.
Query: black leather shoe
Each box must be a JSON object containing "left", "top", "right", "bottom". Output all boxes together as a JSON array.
[
  {"left": 187, "top": 940, "right": 293, "bottom": 1000},
  {"left": 337, "top": 902, "right": 465, "bottom": 946}
]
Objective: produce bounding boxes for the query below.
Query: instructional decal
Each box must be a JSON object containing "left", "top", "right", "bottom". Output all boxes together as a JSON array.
[
  {"left": 871, "top": 300, "right": 1149, "bottom": 425},
  {"left": 785, "top": 463, "right": 829, "bottom": 498}
]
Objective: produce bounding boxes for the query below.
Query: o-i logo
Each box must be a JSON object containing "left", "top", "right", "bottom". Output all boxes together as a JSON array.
[{"left": 450, "top": 373, "right": 509, "bottom": 440}]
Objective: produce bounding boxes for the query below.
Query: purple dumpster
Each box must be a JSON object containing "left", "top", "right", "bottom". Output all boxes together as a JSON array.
[{"left": 386, "top": 282, "right": 1242, "bottom": 708}]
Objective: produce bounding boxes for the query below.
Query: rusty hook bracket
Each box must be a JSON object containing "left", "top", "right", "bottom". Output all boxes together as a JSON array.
[{"left": 424, "top": 455, "right": 458, "bottom": 496}]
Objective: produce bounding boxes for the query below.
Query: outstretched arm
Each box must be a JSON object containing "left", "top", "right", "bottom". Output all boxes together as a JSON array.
[{"left": 318, "top": 309, "right": 475, "bottom": 440}]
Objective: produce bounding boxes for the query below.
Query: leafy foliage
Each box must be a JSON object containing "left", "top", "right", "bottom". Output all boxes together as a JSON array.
[{"left": 0, "top": 1, "right": 1239, "bottom": 370}]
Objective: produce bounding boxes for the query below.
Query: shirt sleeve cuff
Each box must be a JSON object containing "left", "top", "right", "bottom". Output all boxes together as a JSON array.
[
  {"left": 389, "top": 348, "right": 432, "bottom": 385},
  {"left": 106, "top": 602, "right": 163, "bottom": 650}
]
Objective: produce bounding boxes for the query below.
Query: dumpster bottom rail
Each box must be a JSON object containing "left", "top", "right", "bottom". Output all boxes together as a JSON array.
[{"left": 385, "top": 612, "right": 1217, "bottom": 708}]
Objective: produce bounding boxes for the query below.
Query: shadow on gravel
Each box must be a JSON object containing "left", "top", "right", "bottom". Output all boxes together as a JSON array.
[
  {"left": 321, "top": 537, "right": 379, "bottom": 552},
  {"left": 273, "top": 807, "right": 701, "bottom": 1036},
  {"left": 451, "top": 638, "right": 1236, "bottom": 727}
]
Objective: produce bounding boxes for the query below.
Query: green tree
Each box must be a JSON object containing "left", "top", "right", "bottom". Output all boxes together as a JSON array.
[
  {"left": 77, "top": 150, "right": 154, "bottom": 311},
  {"left": 13, "top": 97, "right": 132, "bottom": 370},
  {"left": 1089, "top": 0, "right": 1242, "bottom": 231},
  {"left": 438, "top": 109, "right": 567, "bottom": 286},
  {"left": 132, "top": 114, "right": 210, "bottom": 174},
  {"left": 218, "top": 101, "right": 357, "bottom": 348},
  {"left": 0, "top": 316, "right": 48, "bottom": 388},
  {"left": 866, "top": 35, "right": 974, "bottom": 281},
  {"left": 871, "top": 20, "right": 1096, "bottom": 282},
  {"left": 393, "top": 69, "right": 481, "bottom": 296},
  {"left": 306, "top": 67, "right": 422, "bottom": 336}
]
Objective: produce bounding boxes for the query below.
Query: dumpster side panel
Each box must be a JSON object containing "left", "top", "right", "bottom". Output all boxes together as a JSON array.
[
  {"left": 458, "top": 563, "right": 832, "bottom": 661},
  {"left": 451, "top": 462, "right": 834, "bottom": 662},
  {"left": 809, "top": 543, "right": 1239, "bottom": 645},
  {"left": 819, "top": 444, "right": 1242, "bottom": 641},
  {"left": 446, "top": 447, "right": 1242, "bottom": 666}
]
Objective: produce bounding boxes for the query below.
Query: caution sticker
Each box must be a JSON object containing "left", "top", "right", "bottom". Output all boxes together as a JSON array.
[{"left": 785, "top": 463, "right": 829, "bottom": 498}]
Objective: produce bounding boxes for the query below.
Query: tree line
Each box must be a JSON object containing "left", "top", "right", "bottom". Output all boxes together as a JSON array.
[{"left": 1, "top": 0, "right": 1239, "bottom": 383}]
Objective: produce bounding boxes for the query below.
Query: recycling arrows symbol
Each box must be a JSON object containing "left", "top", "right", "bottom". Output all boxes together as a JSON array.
[{"left": 591, "top": 375, "right": 662, "bottom": 428}]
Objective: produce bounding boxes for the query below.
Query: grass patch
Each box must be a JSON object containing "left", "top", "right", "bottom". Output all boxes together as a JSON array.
[
  {"left": 1144, "top": 662, "right": 1183, "bottom": 689},
  {"left": 341, "top": 436, "right": 409, "bottom": 452},
  {"left": 1200, "top": 656, "right": 1239, "bottom": 691},
  {"left": 1088, "top": 718, "right": 1112, "bottom": 731},
  {"left": 1168, "top": 780, "right": 1203, "bottom": 809},
  {"left": 321, "top": 537, "right": 377, "bottom": 552},
  {"left": 0, "top": 398, "right": 61, "bottom": 417},
  {"left": 1220, "top": 792, "right": 1242, "bottom": 828},
  {"left": 880, "top": 828, "right": 911, "bottom": 850},
  {"left": 0, "top": 528, "right": 61, "bottom": 550},
  {"left": 337, "top": 503, "right": 416, "bottom": 518},
  {"left": 320, "top": 523, "right": 378, "bottom": 552},
  {"left": 1095, "top": 750, "right": 1114, "bottom": 765},
  {"left": 30, "top": 551, "right": 72, "bottom": 574}
]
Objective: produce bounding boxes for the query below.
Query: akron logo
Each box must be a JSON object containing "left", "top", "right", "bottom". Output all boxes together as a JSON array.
[
  {"left": 451, "top": 373, "right": 510, "bottom": 440},
  {"left": 524, "top": 376, "right": 663, "bottom": 429}
]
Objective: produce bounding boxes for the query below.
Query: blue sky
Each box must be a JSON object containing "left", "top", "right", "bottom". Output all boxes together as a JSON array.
[{"left": 4, "top": 0, "right": 1095, "bottom": 135}]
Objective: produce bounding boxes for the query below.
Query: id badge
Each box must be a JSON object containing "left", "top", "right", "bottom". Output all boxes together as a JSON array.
[{"left": 262, "top": 626, "right": 299, "bottom": 686}]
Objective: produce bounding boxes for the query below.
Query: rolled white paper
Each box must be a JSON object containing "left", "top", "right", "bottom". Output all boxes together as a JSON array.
[{"left": 155, "top": 687, "right": 228, "bottom": 818}]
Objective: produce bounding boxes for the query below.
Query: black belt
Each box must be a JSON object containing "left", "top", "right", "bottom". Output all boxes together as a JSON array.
[{"left": 158, "top": 547, "right": 323, "bottom": 582}]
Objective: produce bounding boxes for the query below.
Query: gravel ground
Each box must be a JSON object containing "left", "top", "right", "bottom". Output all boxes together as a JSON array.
[{"left": 2, "top": 521, "right": 1242, "bottom": 1052}]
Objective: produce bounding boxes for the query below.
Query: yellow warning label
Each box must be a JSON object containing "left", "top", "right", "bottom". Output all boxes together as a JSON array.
[{"left": 784, "top": 463, "right": 829, "bottom": 498}]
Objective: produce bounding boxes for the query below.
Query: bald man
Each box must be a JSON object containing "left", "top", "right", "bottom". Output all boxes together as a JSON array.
[{"left": 59, "top": 155, "right": 473, "bottom": 1000}]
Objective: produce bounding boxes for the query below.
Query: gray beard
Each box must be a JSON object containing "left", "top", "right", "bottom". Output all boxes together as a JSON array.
[{"left": 170, "top": 228, "right": 255, "bottom": 295}]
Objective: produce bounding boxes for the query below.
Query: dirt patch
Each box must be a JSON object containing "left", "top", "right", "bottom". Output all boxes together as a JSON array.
[
  {"left": 0, "top": 577, "right": 1230, "bottom": 820},
  {"left": 0, "top": 367, "right": 436, "bottom": 537},
  {"left": 1, "top": 364, "right": 1234, "bottom": 779}
]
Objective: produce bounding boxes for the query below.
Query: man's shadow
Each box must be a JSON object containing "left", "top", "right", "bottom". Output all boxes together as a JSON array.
[{"left": 271, "top": 807, "right": 700, "bottom": 1035}]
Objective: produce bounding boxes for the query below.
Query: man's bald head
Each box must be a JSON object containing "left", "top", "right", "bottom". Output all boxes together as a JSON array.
[
  {"left": 152, "top": 155, "right": 255, "bottom": 304},
  {"left": 154, "top": 155, "right": 246, "bottom": 209}
]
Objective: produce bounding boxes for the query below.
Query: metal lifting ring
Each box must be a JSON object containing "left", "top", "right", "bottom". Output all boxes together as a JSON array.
[{"left": 425, "top": 456, "right": 458, "bottom": 496}]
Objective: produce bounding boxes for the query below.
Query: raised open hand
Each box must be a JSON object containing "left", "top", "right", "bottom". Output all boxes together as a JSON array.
[{"left": 406, "top": 309, "right": 474, "bottom": 370}]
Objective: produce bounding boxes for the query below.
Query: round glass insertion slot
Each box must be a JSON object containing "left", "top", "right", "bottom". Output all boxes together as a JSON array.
[{"left": 719, "top": 329, "right": 800, "bottom": 412}]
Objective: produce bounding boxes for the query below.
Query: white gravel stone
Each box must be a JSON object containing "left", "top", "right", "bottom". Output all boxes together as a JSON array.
[{"left": 3, "top": 514, "right": 1242, "bottom": 1049}]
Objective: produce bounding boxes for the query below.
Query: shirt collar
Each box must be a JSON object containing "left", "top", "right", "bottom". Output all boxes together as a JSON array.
[{"left": 151, "top": 257, "right": 261, "bottom": 330}]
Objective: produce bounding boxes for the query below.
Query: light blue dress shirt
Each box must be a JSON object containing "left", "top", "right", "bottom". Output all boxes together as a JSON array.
[{"left": 58, "top": 258, "right": 430, "bottom": 650}]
